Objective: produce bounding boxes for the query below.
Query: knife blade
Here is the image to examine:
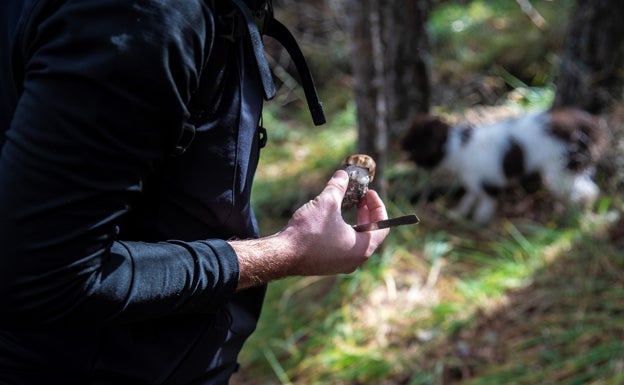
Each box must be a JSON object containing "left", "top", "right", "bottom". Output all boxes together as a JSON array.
[{"left": 352, "top": 214, "right": 420, "bottom": 232}]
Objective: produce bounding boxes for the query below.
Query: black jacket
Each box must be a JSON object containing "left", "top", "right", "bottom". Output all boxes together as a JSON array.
[{"left": 0, "top": 0, "right": 268, "bottom": 383}]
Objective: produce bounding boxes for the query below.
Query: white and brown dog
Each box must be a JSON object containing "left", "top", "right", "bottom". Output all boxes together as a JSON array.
[{"left": 401, "top": 108, "right": 607, "bottom": 223}]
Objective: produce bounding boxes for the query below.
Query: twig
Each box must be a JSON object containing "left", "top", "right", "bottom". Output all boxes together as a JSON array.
[{"left": 516, "top": 0, "right": 548, "bottom": 30}]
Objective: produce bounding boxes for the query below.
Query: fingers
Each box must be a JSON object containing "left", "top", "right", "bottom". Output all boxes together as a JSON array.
[
  {"left": 279, "top": 169, "right": 390, "bottom": 276},
  {"left": 319, "top": 170, "right": 388, "bottom": 232},
  {"left": 357, "top": 189, "right": 388, "bottom": 225},
  {"left": 356, "top": 189, "right": 389, "bottom": 256}
]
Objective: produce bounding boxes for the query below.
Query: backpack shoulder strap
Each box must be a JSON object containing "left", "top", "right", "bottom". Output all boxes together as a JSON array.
[{"left": 264, "top": 17, "right": 326, "bottom": 125}]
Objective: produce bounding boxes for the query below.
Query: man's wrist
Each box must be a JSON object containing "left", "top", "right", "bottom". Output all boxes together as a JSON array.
[{"left": 229, "top": 231, "right": 299, "bottom": 290}]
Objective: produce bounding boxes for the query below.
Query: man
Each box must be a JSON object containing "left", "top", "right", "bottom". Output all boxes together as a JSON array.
[{"left": 0, "top": 0, "right": 389, "bottom": 384}]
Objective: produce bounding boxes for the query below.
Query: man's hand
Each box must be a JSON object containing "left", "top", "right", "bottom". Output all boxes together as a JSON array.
[{"left": 230, "top": 170, "right": 389, "bottom": 290}]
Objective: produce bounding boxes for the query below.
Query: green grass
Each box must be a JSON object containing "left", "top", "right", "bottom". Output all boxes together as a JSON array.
[{"left": 236, "top": 97, "right": 624, "bottom": 384}]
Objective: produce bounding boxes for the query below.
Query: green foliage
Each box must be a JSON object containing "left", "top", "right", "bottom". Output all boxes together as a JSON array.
[{"left": 429, "top": 0, "right": 574, "bottom": 86}]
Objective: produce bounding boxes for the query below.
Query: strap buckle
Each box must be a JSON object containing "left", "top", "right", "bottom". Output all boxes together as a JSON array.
[
  {"left": 171, "top": 122, "right": 196, "bottom": 156},
  {"left": 258, "top": 124, "right": 268, "bottom": 149},
  {"left": 220, "top": 9, "right": 270, "bottom": 43}
]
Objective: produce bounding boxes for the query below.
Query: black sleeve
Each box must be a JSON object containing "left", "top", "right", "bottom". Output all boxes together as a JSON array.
[{"left": 0, "top": 0, "right": 241, "bottom": 328}]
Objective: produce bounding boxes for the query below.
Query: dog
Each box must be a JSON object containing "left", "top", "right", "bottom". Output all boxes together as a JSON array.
[{"left": 401, "top": 108, "right": 607, "bottom": 223}]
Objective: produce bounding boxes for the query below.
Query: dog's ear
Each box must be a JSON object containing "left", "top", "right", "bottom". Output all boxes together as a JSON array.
[
  {"left": 548, "top": 108, "right": 608, "bottom": 169},
  {"left": 401, "top": 114, "right": 446, "bottom": 150},
  {"left": 401, "top": 114, "right": 450, "bottom": 168}
]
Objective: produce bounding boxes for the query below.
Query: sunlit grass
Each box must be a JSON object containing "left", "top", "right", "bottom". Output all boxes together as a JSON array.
[{"left": 239, "top": 92, "right": 624, "bottom": 384}]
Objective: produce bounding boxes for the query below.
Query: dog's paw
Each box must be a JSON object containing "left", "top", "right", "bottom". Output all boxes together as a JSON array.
[{"left": 570, "top": 175, "right": 599, "bottom": 208}]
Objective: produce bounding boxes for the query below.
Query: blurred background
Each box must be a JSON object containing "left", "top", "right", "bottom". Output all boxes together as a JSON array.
[{"left": 233, "top": 0, "right": 624, "bottom": 383}]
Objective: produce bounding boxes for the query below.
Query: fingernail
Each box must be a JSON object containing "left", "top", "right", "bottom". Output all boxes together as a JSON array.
[{"left": 332, "top": 170, "right": 348, "bottom": 181}]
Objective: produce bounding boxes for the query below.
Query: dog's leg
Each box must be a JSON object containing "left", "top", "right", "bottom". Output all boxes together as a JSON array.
[
  {"left": 542, "top": 163, "right": 572, "bottom": 200},
  {"left": 472, "top": 194, "right": 498, "bottom": 224},
  {"left": 450, "top": 190, "right": 478, "bottom": 219}
]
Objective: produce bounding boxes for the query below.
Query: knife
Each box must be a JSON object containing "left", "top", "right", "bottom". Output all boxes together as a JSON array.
[{"left": 352, "top": 214, "right": 420, "bottom": 232}]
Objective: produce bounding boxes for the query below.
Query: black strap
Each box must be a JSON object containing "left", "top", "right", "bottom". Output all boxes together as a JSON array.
[{"left": 264, "top": 18, "right": 326, "bottom": 126}]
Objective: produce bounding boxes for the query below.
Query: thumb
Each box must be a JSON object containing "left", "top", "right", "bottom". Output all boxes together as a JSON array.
[{"left": 319, "top": 170, "right": 349, "bottom": 205}]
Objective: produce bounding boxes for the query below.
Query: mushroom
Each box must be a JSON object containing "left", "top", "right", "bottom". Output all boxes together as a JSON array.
[{"left": 341, "top": 154, "right": 376, "bottom": 208}]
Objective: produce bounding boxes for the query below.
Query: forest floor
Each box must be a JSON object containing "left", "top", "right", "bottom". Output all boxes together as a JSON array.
[{"left": 231, "top": 101, "right": 624, "bottom": 385}]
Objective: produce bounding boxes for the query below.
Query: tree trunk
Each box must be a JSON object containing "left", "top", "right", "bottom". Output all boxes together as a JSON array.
[
  {"left": 347, "top": 0, "right": 431, "bottom": 196},
  {"left": 553, "top": 0, "right": 624, "bottom": 113},
  {"left": 382, "top": 1, "right": 431, "bottom": 140}
]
